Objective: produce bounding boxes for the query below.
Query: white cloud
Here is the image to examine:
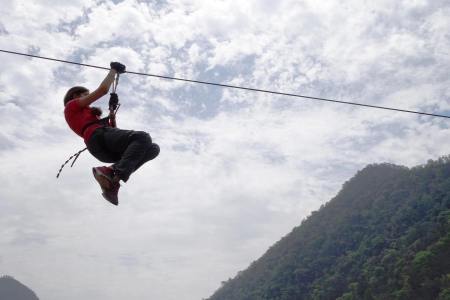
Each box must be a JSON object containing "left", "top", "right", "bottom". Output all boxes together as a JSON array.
[{"left": 75, "top": 0, "right": 154, "bottom": 47}]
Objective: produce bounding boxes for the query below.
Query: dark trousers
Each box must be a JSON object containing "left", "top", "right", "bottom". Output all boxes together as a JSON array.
[{"left": 86, "top": 127, "right": 160, "bottom": 182}]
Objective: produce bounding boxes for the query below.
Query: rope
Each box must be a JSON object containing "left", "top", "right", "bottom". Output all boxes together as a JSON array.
[
  {"left": 1, "top": 48, "right": 449, "bottom": 119},
  {"left": 56, "top": 147, "right": 88, "bottom": 178}
]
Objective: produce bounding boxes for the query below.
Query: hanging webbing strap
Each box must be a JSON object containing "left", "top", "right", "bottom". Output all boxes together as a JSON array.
[
  {"left": 56, "top": 147, "right": 88, "bottom": 178},
  {"left": 112, "top": 73, "right": 119, "bottom": 94}
]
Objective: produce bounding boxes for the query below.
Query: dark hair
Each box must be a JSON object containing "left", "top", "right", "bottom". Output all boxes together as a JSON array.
[{"left": 63, "top": 86, "right": 89, "bottom": 106}]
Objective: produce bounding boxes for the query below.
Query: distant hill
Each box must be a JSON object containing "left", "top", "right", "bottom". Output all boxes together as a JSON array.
[
  {"left": 0, "top": 276, "right": 39, "bottom": 300},
  {"left": 208, "top": 158, "right": 450, "bottom": 300}
]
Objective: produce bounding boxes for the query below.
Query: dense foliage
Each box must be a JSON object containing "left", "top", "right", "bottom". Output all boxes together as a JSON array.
[{"left": 208, "top": 157, "right": 450, "bottom": 300}]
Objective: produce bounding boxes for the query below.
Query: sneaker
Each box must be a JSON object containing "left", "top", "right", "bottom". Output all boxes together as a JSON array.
[
  {"left": 102, "top": 182, "right": 120, "bottom": 206},
  {"left": 92, "top": 166, "right": 114, "bottom": 190}
]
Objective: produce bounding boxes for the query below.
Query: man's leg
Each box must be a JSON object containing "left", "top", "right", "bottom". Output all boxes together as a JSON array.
[
  {"left": 102, "top": 129, "right": 154, "bottom": 182},
  {"left": 132, "top": 143, "right": 160, "bottom": 174},
  {"left": 87, "top": 127, "right": 127, "bottom": 205}
]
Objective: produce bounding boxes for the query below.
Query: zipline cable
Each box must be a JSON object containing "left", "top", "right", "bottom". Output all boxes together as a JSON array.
[{"left": 1, "top": 48, "right": 449, "bottom": 119}]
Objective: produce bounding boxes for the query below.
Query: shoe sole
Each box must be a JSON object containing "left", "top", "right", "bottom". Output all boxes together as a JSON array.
[
  {"left": 102, "top": 192, "right": 118, "bottom": 206},
  {"left": 92, "top": 168, "right": 112, "bottom": 190}
]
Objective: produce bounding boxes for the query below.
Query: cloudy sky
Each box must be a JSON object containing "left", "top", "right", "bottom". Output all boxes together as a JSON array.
[{"left": 1, "top": 0, "right": 450, "bottom": 299}]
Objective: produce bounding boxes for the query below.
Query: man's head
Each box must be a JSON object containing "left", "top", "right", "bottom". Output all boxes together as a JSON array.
[{"left": 63, "top": 86, "right": 89, "bottom": 106}]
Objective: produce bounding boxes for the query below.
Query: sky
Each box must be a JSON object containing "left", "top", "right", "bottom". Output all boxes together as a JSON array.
[{"left": 0, "top": 0, "right": 450, "bottom": 299}]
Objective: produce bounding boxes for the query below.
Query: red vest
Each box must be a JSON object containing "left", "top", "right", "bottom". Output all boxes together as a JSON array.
[{"left": 64, "top": 99, "right": 103, "bottom": 142}]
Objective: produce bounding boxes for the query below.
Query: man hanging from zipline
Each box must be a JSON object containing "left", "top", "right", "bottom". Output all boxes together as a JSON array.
[{"left": 63, "top": 62, "right": 160, "bottom": 205}]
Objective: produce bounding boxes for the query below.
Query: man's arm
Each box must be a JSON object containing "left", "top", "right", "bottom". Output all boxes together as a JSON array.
[{"left": 78, "top": 69, "right": 117, "bottom": 108}]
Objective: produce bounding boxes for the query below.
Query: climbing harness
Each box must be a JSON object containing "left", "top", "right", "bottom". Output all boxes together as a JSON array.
[{"left": 56, "top": 74, "right": 121, "bottom": 178}]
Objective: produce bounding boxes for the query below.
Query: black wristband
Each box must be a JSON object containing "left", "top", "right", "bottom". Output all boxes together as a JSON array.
[{"left": 110, "top": 62, "right": 126, "bottom": 74}]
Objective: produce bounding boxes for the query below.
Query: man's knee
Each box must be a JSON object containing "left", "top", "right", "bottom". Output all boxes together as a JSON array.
[
  {"left": 152, "top": 143, "right": 160, "bottom": 156},
  {"left": 132, "top": 131, "right": 152, "bottom": 144},
  {"left": 148, "top": 143, "right": 160, "bottom": 160}
]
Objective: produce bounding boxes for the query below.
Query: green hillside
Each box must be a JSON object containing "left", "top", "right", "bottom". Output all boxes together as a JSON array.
[{"left": 208, "top": 158, "right": 450, "bottom": 300}]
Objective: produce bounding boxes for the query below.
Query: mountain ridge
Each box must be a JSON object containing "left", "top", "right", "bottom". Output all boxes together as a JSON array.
[
  {"left": 208, "top": 158, "right": 450, "bottom": 300},
  {"left": 0, "top": 275, "right": 39, "bottom": 300}
]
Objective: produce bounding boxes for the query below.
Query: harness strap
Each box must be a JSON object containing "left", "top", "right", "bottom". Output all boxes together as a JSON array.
[{"left": 81, "top": 116, "right": 110, "bottom": 136}]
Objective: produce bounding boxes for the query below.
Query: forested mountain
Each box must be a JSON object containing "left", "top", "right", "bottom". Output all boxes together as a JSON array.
[
  {"left": 0, "top": 275, "right": 39, "bottom": 300},
  {"left": 208, "top": 158, "right": 450, "bottom": 300}
]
